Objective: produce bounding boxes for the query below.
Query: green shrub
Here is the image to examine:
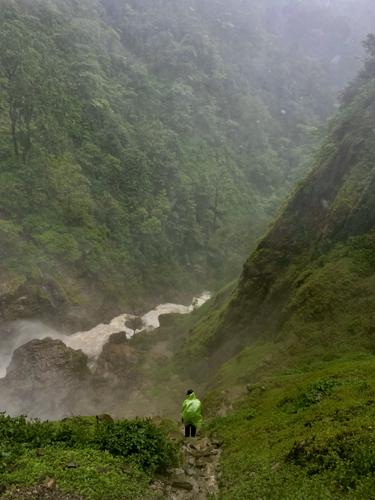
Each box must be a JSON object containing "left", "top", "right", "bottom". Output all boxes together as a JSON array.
[
  {"left": 281, "top": 378, "right": 339, "bottom": 413},
  {"left": 0, "top": 413, "right": 177, "bottom": 497},
  {"left": 95, "top": 419, "right": 177, "bottom": 473}
]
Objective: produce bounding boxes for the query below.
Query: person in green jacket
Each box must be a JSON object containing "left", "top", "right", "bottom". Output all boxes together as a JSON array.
[{"left": 182, "top": 389, "right": 202, "bottom": 437}]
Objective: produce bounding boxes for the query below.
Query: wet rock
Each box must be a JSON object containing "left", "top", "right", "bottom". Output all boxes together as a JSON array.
[
  {"left": 196, "top": 459, "right": 207, "bottom": 468},
  {"left": 93, "top": 333, "right": 141, "bottom": 405},
  {"left": 169, "top": 468, "right": 186, "bottom": 482},
  {"left": 0, "top": 275, "right": 60, "bottom": 323},
  {"left": 162, "top": 437, "right": 222, "bottom": 498},
  {"left": 188, "top": 449, "right": 211, "bottom": 458},
  {"left": 196, "top": 437, "right": 211, "bottom": 449},
  {"left": 0, "top": 338, "right": 91, "bottom": 419}
]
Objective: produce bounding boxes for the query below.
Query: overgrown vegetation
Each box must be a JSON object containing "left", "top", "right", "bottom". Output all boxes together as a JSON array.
[{"left": 0, "top": 415, "right": 177, "bottom": 498}]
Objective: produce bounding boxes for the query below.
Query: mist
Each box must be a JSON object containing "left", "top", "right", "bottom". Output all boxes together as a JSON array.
[
  {"left": 0, "top": 321, "right": 63, "bottom": 378},
  {"left": 0, "top": 293, "right": 210, "bottom": 419}
]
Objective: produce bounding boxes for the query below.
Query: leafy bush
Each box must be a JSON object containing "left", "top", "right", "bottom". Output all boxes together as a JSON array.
[
  {"left": 286, "top": 430, "right": 375, "bottom": 491},
  {"left": 278, "top": 378, "right": 339, "bottom": 414},
  {"left": 296, "top": 378, "right": 338, "bottom": 411},
  {"left": 0, "top": 414, "right": 176, "bottom": 472},
  {"left": 95, "top": 419, "right": 177, "bottom": 472}
]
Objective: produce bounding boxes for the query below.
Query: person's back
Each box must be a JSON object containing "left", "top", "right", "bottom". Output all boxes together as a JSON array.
[{"left": 182, "top": 389, "right": 202, "bottom": 437}]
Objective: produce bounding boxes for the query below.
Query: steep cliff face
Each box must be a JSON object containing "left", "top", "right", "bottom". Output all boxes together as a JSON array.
[
  {"left": 91, "top": 332, "right": 142, "bottom": 415},
  {"left": 198, "top": 66, "right": 375, "bottom": 496}
]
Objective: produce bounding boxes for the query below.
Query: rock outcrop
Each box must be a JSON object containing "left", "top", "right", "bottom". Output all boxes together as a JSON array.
[
  {"left": 95, "top": 332, "right": 140, "bottom": 384},
  {"left": 0, "top": 338, "right": 91, "bottom": 419},
  {"left": 152, "top": 437, "right": 222, "bottom": 499},
  {"left": 90, "top": 332, "right": 142, "bottom": 415}
]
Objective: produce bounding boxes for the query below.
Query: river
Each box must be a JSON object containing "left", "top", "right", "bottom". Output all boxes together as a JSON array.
[{"left": 0, "top": 292, "right": 211, "bottom": 378}]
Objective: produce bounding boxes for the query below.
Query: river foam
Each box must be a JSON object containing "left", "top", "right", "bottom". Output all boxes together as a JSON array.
[{"left": 0, "top": 292, "right": 211, "bottom": 377}]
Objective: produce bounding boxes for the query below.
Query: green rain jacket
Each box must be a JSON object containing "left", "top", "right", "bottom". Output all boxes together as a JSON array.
[{"left": 182, "top": 392, "right": 203, "bottom": 428}]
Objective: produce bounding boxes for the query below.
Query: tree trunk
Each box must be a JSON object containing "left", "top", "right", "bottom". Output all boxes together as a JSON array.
[{"left": 9, "top": 101, "right": 19, "bottom": 159}]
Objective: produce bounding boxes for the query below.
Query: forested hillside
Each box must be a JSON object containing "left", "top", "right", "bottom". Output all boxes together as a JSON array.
[{"left": 0, "top": 0, "right": 374, "bottom": 326}]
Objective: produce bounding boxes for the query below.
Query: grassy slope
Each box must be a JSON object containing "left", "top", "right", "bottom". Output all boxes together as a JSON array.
[
  {"left": 117, "top": 282, "right": 237, "bottom": 419},
  {"left": 209, "top": 353, "right": 375, "bottom": 499}
]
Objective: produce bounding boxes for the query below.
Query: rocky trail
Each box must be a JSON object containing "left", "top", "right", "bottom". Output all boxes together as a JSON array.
[{"left": 152, "top": 437, "right": 222, "bottom": 499}]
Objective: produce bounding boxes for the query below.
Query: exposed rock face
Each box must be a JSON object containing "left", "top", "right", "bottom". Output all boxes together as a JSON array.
[
  {"left": 95, "top": 332, "right": 140, "bottom": 383},
  {"left": 0, "top": 338, "right": 91, "bottom": 419},
  {"left": 0, "top": 276, "right": 55, "bottom": 323},
  {"left": 91, "top": 332, "right": 141, "bottom": 415}
]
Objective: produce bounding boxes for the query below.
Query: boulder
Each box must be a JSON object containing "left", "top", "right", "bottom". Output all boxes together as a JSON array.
[{"left": 0, "top": 338, "right": 91, "bottom": 418}]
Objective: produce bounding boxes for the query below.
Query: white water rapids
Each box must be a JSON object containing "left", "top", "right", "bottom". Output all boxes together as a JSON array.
[{"left": 0, "top": 292, "right": 211, "bottom": 378}]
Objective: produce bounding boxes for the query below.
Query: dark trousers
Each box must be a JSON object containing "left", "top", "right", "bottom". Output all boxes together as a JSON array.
[{"left": 185, "top": 424, "right": 197, "bottom": 437}]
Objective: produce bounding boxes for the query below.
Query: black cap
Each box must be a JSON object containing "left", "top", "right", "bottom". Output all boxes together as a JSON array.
[{"left": 186, "top": 389, "right": 194, "bottom": 395}]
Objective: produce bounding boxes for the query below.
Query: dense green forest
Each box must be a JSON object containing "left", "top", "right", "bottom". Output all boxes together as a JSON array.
[{"left": 1, "top": 0, "right": 374, "bottom": 326}]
